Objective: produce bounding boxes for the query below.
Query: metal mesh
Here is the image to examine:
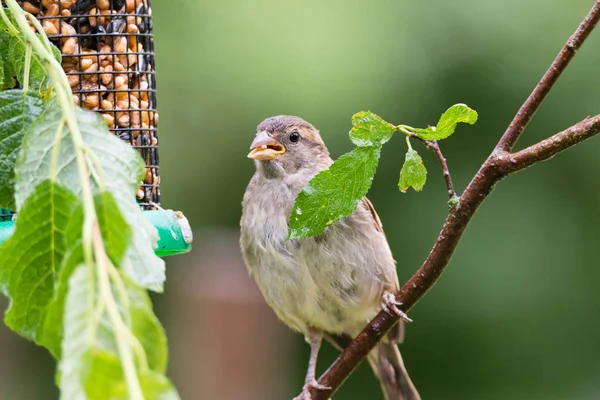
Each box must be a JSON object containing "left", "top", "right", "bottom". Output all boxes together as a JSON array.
[{"left": 20, "top": 0, "right": 160, "bottom": 209}]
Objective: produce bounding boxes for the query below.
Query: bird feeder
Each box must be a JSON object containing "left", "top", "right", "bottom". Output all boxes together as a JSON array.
[{"left": 0, "top": 0, "right": 191, "bottom": 256}]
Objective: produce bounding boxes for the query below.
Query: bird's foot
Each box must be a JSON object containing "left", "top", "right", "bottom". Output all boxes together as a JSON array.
[
  {"left": 292, "top": 380, "right": 331, "bottom": 400},
  {"left": 381, "top": 292, "right": 412, "bottom": 323}
]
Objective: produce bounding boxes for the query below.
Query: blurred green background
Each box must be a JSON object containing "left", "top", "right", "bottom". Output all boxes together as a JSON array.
[{"left": 2, "top": 0, "right": 600, "bottom": 399}]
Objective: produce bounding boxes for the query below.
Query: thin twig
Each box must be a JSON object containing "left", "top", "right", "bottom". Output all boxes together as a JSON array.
[
  {"left": 310, "top": 2, "right": 600, "bottom": 398},
  {"left": 412, "top": 134, "right": 456, "bottom": 199},
  {"left": 505, "top": 114, "right": 600, "bottom": 173},
  {"left": 495, "top": 1, "right": 600, "bottom": 152}
]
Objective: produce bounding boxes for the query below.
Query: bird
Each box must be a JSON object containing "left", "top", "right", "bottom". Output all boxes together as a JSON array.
[{"left": 240, "top": 115, "right": 420, "bottom": 400}]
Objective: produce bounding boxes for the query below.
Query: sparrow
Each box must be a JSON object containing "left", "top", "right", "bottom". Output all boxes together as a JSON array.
[{"left": 240, "top": 116, "right": 420, "bottom": 400}]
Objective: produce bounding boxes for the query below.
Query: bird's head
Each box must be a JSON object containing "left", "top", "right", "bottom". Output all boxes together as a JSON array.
[{"left": 248, "top": 116, "right": 330, "bottom": 177}]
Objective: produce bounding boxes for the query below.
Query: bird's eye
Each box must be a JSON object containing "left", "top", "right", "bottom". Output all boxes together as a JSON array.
[{"left": 289, "top": 131, "right": 301, "bottom": 143}]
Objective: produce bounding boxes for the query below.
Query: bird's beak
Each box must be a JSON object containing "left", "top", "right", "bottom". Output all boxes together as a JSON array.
[{"left": 248, "top": 131, "right": 286, "bottom": 160}]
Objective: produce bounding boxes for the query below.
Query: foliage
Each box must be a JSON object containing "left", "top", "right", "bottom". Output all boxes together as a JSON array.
[
  {"left": 289, "top": 104, "right": 478, "bottom": 239},
  {"left": 0, "top": 2, "right": 177, "bottom": 399}
]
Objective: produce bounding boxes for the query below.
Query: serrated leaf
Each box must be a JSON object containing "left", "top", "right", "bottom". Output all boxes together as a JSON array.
[
  {"left": 0, "top": 90, "right": 44, "bottom": 209},
  {"left": 40, "top": 192, "right": 131, "bottom": 358},
  {"left": 399, "top": 148, "right": 427, "bottom": 192},
  {"left": 414, "top": 103, "right": 478, "bottom": 140},
  {"left": 80, "top": 350, "right": 179, "bottom": 400},
  {"left": 349, "top": 111, "right": 396, "bottom": 146},
  {"left": 60, "top": 265, "right": 177, "bottom": 400},
  {"left": 82, "top": 350, "right": 178, "bottom": 400},
  {"left": 288, "top": 146, "right": 381, "bottom": 239},
  {"left": 15, "top": 107, "right": 165, "bottom": 291},
  {"left": 0, "top": 180, "right": 78, "bottom": 340}
]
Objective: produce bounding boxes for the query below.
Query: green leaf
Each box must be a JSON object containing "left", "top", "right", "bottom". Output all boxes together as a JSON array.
[
  {"left": 0, "top": 90, "right": 44, "bottom": 209},
  {"left": 0, "top": 8, "right": 60, "bottom": 94},
  {"left": 288, "top": 146, "right": 381, "bottom": 239},
  {"left": 349, "top": 111, "right": 396, "bottom": 146},
  {"left": 0, "top": 180, "right": 79, "bottom": 340},
  {"left": 40, "top": 192, "right": 132, "bottom": 358},
  {"left": 0, "top": 30, "right": 16, "bottom": 89},
  {"left": 0, "top": 47, "right": 5, "bottom": 89},
  {"left": 60, "top": 265, "right": 177, "bottom": 399},
  {"left": 399, "top": 148, "right": 427, "bottom": 192},
  {"left": 15, "top": 107, "right": 165, "bottom": 291},
  {"left": 414, "top": 103, "right": 478, "bottom": 140},
  {"left": 81, "top": 350, "right": 179, "bottom": 400},
  {"left": 9, "top": 39, "right": 52, "bottom": 94}
]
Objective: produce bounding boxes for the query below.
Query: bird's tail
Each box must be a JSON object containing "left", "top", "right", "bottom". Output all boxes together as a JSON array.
[{"left": 367, "top": 341, "right": 420, "bottom": 400}]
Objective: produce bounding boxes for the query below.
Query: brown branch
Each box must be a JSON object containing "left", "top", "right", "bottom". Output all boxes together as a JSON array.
[
  {"left": 310, "top": 2, "right": 600, "bottom": 398},
  {"left": 495, "top": 0, "right": 600, "bottom": 152},
  {"left": 505, "top": 114, "right": 600, "bottom": 173},
  {"left": 412, "top": 135, "right": 456, "bottom": 199}
]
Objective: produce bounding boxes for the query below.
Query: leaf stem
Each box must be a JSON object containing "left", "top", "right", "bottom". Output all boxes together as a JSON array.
[
  {"left": 397, "top": 124, "right": 415, "bottom": 136},
  {"left": 84, "top": 146, "right": 106, "bottom": 191},
  {"left": 22, "top": 43, "right": 31, "bottom": 92},
  {"left": 400, "top": 124, "right": 456, "bottom": 199},
  {"left": 404, "top": 134, "right": 413, "bottom": 150},
  {"left": 410, "top": 134, "right": 456, "bottom": 199},
  {"left": 92, "top": 224, "right": 144, "bottom": 400},
  {"left": 49, "top": 119, "right": 65, "bottom": 181}
]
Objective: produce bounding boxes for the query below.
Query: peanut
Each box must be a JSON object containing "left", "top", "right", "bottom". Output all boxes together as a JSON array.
[
  {"left": 42, "top": 20, "right": 58, "bottom": 36},
  {"left": 67, "top": 73, "right": 79, "bottom": 87},
  {"left": 101, "top": 100, "right": 113, "bottom": 110},
  {"left": 23, "top": 2, "right": 40, "bottom": 14},
  {"left": 114, "top": 37, "right": 127, "bottom": 53},
  {"left": 83, "top": 94, "right": 100, "bottom": 109},
  {"left": 100, "top": 65, "right": 114, "bottom": 86},
  {"left": 60, "top": 0, "right": 75, "bottom": 9},
  {"left": 98, "top": 0, "right": 110, "bottom": 11},
  {"left": 114, "top": 61, "right": 125, "bottom": 71},
  {"left": 102, "top": 113, "right": 115, "bottom": 128},
  {"left": 117, "top": 112, "right": 130, "bottom": 127},
  {"left": 80, "top": 58, "right": 93, "bottom": 71},
  {"left": 126, "top": 0, "right": 143, "bottom": 13},
  {"left": 82, "top": 62, "right": 98, "bottom": 74},
  {"left": 89, "top": 8, "right": 98, "bottom": 27},
  {"left": 47, "top": 3, "right": 58, "bottom": 17},
  {"left": 62, "top": 37, "right": 77, "bottom": 54}
]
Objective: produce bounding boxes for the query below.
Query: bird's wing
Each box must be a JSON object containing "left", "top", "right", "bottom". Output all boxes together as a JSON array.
[
  {"left": 361, "top": 197, "right": 384, "bottom": 233},
  {"left": 361, "top": 197, "right": 405, "bottom": 344}
]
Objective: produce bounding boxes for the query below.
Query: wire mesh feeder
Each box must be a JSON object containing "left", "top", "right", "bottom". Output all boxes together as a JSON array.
[
  {"left": 21, "top": 0, "right": 160, "bottom": 209},
  {"left": 2, "top": 0, "right": 193, "bottom": 256}
]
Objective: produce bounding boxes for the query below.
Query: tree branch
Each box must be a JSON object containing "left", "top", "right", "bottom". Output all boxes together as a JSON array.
[
  {"left": 495, "top": 1, "right": 600, "bottom": 152},
  {"left": 413, "top": 135, "right": 456, "bottom": 199},
  {"left": 310, "top": 2, "right": 600, "bottom": 398},
  {"left": 505, "top": 114, "right": 600, "bottom": 173}
]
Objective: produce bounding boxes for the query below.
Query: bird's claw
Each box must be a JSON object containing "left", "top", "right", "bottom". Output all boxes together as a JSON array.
[
  {"left": 382, "top": 292, "right": 412, "bottom": 323},
  {"left": 292, "top": 380, "right": 331, "bottom": 400}
]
